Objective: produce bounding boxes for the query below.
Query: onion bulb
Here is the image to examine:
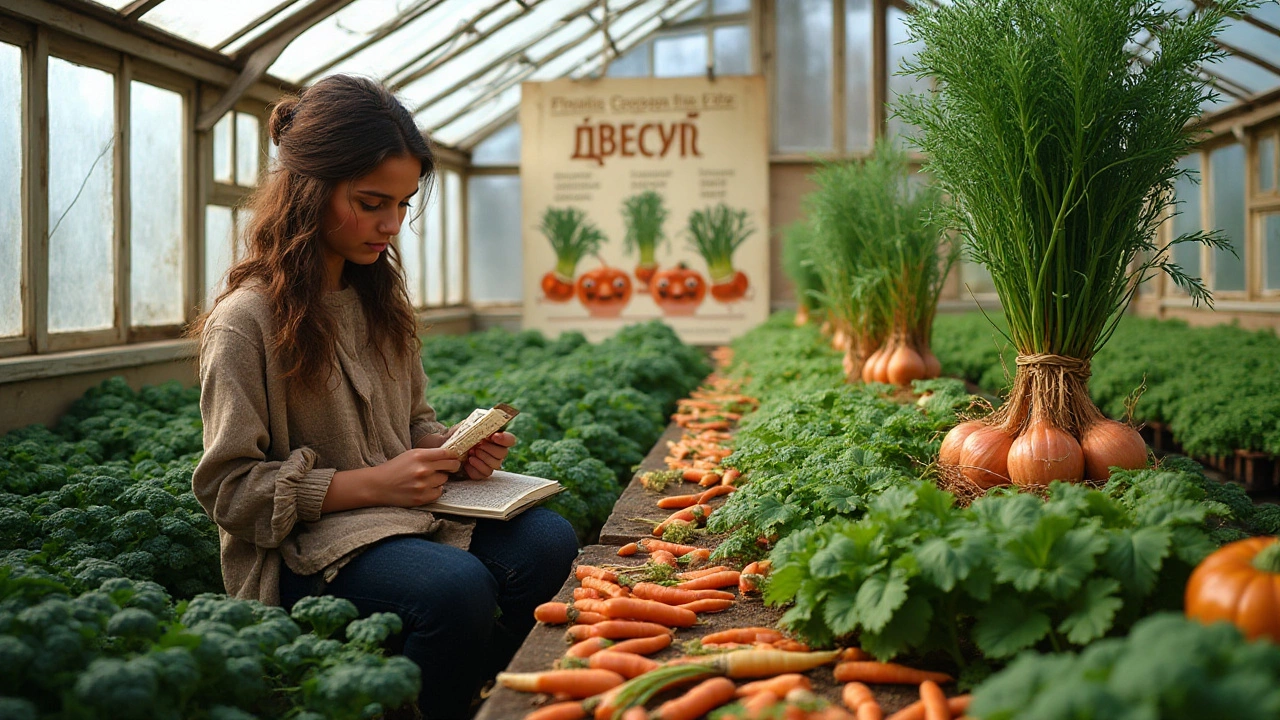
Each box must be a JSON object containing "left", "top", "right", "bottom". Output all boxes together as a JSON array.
[
  {"left": 960, "top": 425, "right": 1014, "bottom": 488},
  {"left": 886, "top": 344, "right": 927, "bottom": 387},
  {"left": 861, "top": 347, "right": 885, "bottom": 384},
  {"left": 921, "top": 348, "right": 942, "bottom": 379},
  {"left": 872, "top": 346, "right": 893, "bottom": 384},
  {"left": 795, "top": 306, "right": 809, "bottom": 326},
  {"left": 1007, "top": 419, "right": 1084, "bottom": 486},
  {"left": 832, "top": 328, "right": 848, "bottom": 352},
  {"left": 1081, "top": 419, "right": 1148, "bottom": 480},
  {"left": 841, "top": 350, "right": 857, "bottom": 380},
  {"left": 939, "top": 420, "right": 986, "bottom": 467}
]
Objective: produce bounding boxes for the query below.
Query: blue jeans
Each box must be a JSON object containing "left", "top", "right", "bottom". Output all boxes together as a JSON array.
[{"left": 279, "top": 507, "right": 578, "bottom": 720}]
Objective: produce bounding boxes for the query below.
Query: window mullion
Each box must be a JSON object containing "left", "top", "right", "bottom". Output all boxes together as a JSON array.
[
  {"left": 26, "top": 27, "right": 49, "bottom": 354},
  {"left": 116, "top": 54, "right": 132, "bottom": 343}
]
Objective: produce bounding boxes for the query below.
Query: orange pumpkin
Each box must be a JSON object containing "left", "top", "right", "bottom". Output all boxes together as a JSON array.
[
  {"left": 541, "top": 271, "right": 575, "bottom": 302},
  {"left": 1184, "top": 536, "right": 1280, "bottom": 643},
  {"left": 651, "top": 263, "right": 706, "bottom": 316},
  {"left": 710, "top": 270, "right": 749, "bottom": 302},
  {"left": 576, "top": 265, "right": 632, "bottom": 317}
]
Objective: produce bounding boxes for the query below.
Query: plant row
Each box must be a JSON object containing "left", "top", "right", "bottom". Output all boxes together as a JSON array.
[{"left": 932, "top": 312, "right": 1280, "bottom": 458}]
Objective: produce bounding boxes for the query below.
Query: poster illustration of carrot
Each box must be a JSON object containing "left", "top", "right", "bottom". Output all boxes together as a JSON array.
[
  {"left": 620, "top": 190, "right": 668, "bottom": 292},
  {"left": 538, "top": 207, "right": 603, "bottom": 302},
  {"left": 688, "top": 203, "right": 752, "bottom": 302}
]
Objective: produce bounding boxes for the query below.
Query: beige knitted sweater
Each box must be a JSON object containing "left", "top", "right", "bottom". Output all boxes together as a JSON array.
[{"left": 192, "top": 284, "right": 473, "bottom": 606}]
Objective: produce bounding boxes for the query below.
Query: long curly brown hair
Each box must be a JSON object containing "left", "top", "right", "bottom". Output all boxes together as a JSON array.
[{"left": 193, "top": 75, "right": 434, "bottom": 382}]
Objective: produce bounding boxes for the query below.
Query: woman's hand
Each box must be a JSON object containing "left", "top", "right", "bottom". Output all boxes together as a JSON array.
[
  {"left": 461, "top": 432, "right": 516, "bottom": 480},
  {"left": 373, "top": 447, "right": 462, "bottom": 506}
]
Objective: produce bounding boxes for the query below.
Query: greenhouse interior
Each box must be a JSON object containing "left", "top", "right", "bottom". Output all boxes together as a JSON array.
[{"left": 3, "top": 0, "right": 1280, "bottom": 718}]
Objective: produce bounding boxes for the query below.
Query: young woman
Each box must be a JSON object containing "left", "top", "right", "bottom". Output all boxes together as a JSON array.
[{"left": 191, "top": 75, "right": 578, "bottom": 719}]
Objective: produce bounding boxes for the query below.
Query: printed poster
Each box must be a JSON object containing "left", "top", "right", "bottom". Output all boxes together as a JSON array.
[{"left": 520, "top": 76, "right": 769, "bottom": 343}]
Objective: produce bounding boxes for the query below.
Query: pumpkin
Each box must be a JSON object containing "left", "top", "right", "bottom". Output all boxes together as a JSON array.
[
  {"left": 634, "top": 263, "right": 658, "bottom": 292},
  {"left": 541, "top": 271, "right": 575, "bottom": 302},
  {"left": 1184, "top": 536, "right": 1280, "bottom": 643},
  {"left": 651, "top": 263, "right": 706, "bottom": 316},
  {"left": 710, "top": 270, "right": 749, "bottom": 302},
  {"left": 576, "top": 265, "right": 632, "bottom": 317}
]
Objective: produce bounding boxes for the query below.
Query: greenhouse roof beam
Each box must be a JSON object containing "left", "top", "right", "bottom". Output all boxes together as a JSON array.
[
  {"left": 213, "top": 0, "right": 302, "bottom": 53},
  {"left": 1214, "top": 38, "right": 1280, "bottom": 78},
  {"left": 409, "top": 0, "right": 603, "bottom": 115},
  {"left": 384, "top": 0, "right": 533, "bottom": 89},
  {"left": 197, "top": 0, "right": 360, "bottom": 131},
  {"left": 1193, "top": 0, "right": 1280, "bottom": 40},
  {"left": 119, "top": 0, "right": 166, "bottom": 21},
  {"left": 296, "top": 0, "right": 451, "bottom": 85},
  {"left": 426, "top": 0, "right": 664, "bottom": 132}
]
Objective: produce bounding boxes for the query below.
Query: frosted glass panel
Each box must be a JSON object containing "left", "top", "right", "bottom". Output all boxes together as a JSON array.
[
  {"left": 471, "top": 122, "right": 522, "bottom": 166},
  {"left": 713, "top": 25, "right": 750, "bottom": 76},
  {"left": 1210, "top": 143, "right": 1246, "bottom": 292},
  {"left": 204, "top": 205, "right": 234, "bottom": 307},
  {"left": 654, "top": 31, "right": 707, "bottom": 77},
  {"left": 48, "top": 58, "right": 115, "bottom": 334},
  {"left": 774, "top": 0, "right": 832, "bottom": 152},
  {"left": 235, "top": 113, "right": 259, "bottom": 185},
  {"left": 236, "top": 208, "right": 254, "bottom": 253},
  {"left": 142, "top": 0, "right": 286, "bottom": 48},
  {"left": 213, "top": 113, "right": 233, "bottom": 183},
  {"left": 1259, "top": 135, "right": 1275, "bottom": 192},
  {"left": 0, "top": 42, "right": 21, "bottom": 338},
  {"left": 846, "top": 0, "right": 872, "bottom": 151},
  {"left": 1171, "top": 154, "right": 1202, "bottom": 285},
  {"left": 887, "top": 7, "right": 927, "bottom": 147},
  {"left": 960, "top": 260, "right": 996, "bottom": 295},
  {"left": 1265, "top": 213, "right": 1280, "bottom": 292},
  {"left": 130, "top": 81, "right": 185, "bottom": 327},
  {"left": 425, "top": 188, "right": 443, "bottom": 306},
  {"left": 401, "top": 210, "right": 423, "bottom": 308},
  {"left": 607, "top": 40, "right": 651, "bottom": 77},
  {"left": 445, "top": 170, "right": 464, "bottom": 305},
  {"left": 467, "top": 175, "right": 522, "bottom": 303},
  {"left": 714, "top": 0, "right": 750, "bottom": 13}
]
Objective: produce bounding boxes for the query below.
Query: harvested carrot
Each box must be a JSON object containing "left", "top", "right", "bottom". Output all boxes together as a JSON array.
[
  {"left": 919, "top": 681, "right": 950, "bottom": 720},
  {"left": 564, "top": 636, "right": 612, "bottom": 658},
  {"left": 617, "top": 543, "right": 639, "bottom": 557},
  {"left": 696, "top": 484, "right": 735, "bottom": 503},
  {"left": 858, "top": 703, "right": 885, "bottom": 720},
  {"left": 574, "top": 598, "right": 608, "bottom": 614},
  {"left": 682, "top": 468, "right": 707, "bottom": 482},
  {"left": 740, "top": 562, "right": 762, "bottom": 594},
  {"left": 588, "top": 650, "right": 660, "bottom": 679},
  {"left": 654, "top": 505, "right": 713, "bottom": 536},
  {"left": 568, "top": 620, "right": 673, "bottom": 641},
  {"left": 650, "top": 550, "right": 679, "bottom": 567},
  {"left": 609, "top": 633, "right": 673, "bottom": 656},
  {"left": 580, "top": 576, "right": 629, "bottom": 599},
  {"left": 496, "top": 669, "right": 625, "bottom": 697},
  {"left": 575, "top": 611, "right": 608, "bottom": 625},
  {"left": 702, "top": 628, "right": 784, "bottom": 645},
  {"left": 676, "top": 570, "right": 740, "bottom": 591},
  {"left": 657, "top": 494, "right": 702, "bottom": 510},
  {"left": 602, "top": 597, "right": 698, "bottom": 627},
  {"left": 740, "top": 690, "right": 780, "bottom": 714},
  {"left": 884, "top": 695, "right": 970, "bottom": 720},
  {"left": 573, "top": 587, "right": 603, "bottom": 601},
  {"left": 771, "top": 638, "right": 811, "bottom": 653},
  {"left": 706, "top": 649, "right": 841, "bottom": 679},
  {"left": 721, "top": 468, "right": 742, "bottom": 486},
  {"left": 524, "top": 700, "right": 587, "bottom": 720},
  {"left": 839, "top": 648, "right": 872, "bottom": 662},
  {"left": 842, "top": 682, "right": 878, "bottom": 713},
  {"left": 679, "top": 598, "right": 734, "bottom": 613},
  {"left": 637, "top": 538, "right": 701, "bottom": 556},
  {"left": 653, "top": 676, "right": 737, "bottom": 720},
  {"left": 833, "top": 662, "right": 953, "bottom": 686},
  {"left": 535, "top": 602, "right": 574, "bottom": 624},
  {"left": 620, "top": 708, "right": 648, "bottom": 720},
  {"left": 682, "top": 548, "right": 712, "bottom": 564},
  {"left": 633, "top": 582, "right": 734, "bottom": 605},
  {"left": 736, "top": 673, "right": 811, "bottom": 697},
  {"left": 698, "top": 472, "right": 722, "bottom": 487},
  {"left": 576, "top": 565, "right": 619, "bottom": 583},
  {"left": 677, "top": 565, "right": 732, "bottom": 580}
]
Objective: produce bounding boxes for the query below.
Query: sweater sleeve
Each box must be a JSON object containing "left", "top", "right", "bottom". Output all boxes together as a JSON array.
[
  {"left": 192, "top": 326, "right": 335, "bottom": 549},
  {"left": 408, "top": 355, "right": 448, "bottom": 448}
]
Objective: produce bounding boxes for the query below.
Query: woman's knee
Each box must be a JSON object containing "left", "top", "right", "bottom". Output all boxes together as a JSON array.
[{"left": 522, "top": 508, "right": 579, "bottom": 566}]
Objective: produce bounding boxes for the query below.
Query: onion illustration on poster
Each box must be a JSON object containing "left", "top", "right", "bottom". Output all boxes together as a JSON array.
[{"left": 520, "top": 76, "right": 769, "bottom": 344}]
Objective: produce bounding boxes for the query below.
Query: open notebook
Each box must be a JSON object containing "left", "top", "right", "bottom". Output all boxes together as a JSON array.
[{"left": 423, "top": 469, "right": 563, "bottom": 521}]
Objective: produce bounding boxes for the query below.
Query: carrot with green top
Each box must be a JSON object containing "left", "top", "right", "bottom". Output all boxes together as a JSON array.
[
  {"left": 588, "top": 650, "right": 660, "bottom": 679},
  {"left": 603, "top": 597, "right": 698, "bottom": 627},
  {"left": 497, "top": 669, "right": 625, "bottom": 697},
  {"left": 654, "top": 505, "right": 712, "bottom": 536},
  {"left": 592, "top": 664, "right": 718, "bottom": 720},
  {"left": 650, "top": 550, "right": 678, "bottom": 567},
  {"left": 652, "top": 677, "right": 737, "bottom": 720},
  {"left": 675, "top": 570, "right": 740, "bottom": 591},
  {"left": 833, "top": 662, "right": 953, "bottom": 685},
  {"left": 682, "top": 548, "right": 711, "bottom": 564},
  {"left": 638, "top": 538, "right": 701, "bottom": 556}
]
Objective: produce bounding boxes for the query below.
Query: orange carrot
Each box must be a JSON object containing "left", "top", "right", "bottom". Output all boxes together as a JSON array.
[
  {"left": 771, "top": 638, "right": 810, "bottom": 653},
  {"left": 574, "top": 598, "right": 609, "bottom": 615},
  {"left": 580, "top": 576, "right": 629, "bottom": 598},
  {"left": 632, "top": 582, "right": 734, "bottom": 605},
  {"left": 696, "top": 484, "right": 736, "bottom": 503},
  {"left": 682, "top": 468, "right": 707, "bottom": 482},
  {"left": 736, "top": 673, "right": 811, "bottom": 697},
  {"left": 524, "top": 700, "right": 588, "bottom": 720},
  {"left": 677, "top": 565, "right": 732, "bottom": 580},
  {"left": 740, "top": 562, "right": 762, "bottom": 594},
  {"left": 698, "top": 472, "right": 722, "bottom": 487},
  {"left": 653, "top": 676, "right": 737, "bottom": 720},
  {"left": 650, "top": 550, "right": 679, "bottom": 567},
  {"left": 608, "top": 633, "right": 673, "bottom": 656},
  {"left": 576, "top": 566, "right": 619, "bottom": 583},
  {"left": 564, "top": 636, "right": 612, "bottom": 658},
  {"left": 702, "top": 628, "right": 784, "bottom": 645},
  {"left": 496, "top": 669, "right": 625, "bottom": 697},
  {"left": 679, "top": 598, "right": 734, "bottom": 613},
  {"left": 574, "top": 587, "right": 603, "bottom": 601},
  {"left": 839, "top": 648, "right": 872, "bottom": 662},
  {"left": 654, "top": 505, "right": 713, "bottom": 536},
  {"left": 588, "top": 650, "right": 660, "bottom": 679},
  {"left": 740, "top": 690, "right": 780, "bottom": 715},
  {"left": 617, "top": 543, "right": 639, "bottom": 557},
  {"left": 620, "top": 708, "right": 648, "bottom": 720},
  {"left": 919, "top": 681, "right": 950, "bottom": 720},
  {"left": 858, "top": 703, "right": 885, "bottom": 720},
  {"left": 722, "top": 468, "right": 742, "bottom": 486},
  {"left": 682, "top": 548, "right": 712, "bottom": 564},
  {"left": 535, "top": 602, "right": 573, "bottom": 624},
  {"left": 842, "top": 682, "right": 877, "bottom": 713},
  {"left": 568, "top": 620, "right": 674, "bottom": 640},
  {"left": 575, "top": 611, "right": 608, "bottom": 625},
  {"left": 637, "top": 538, "right": 701, "bottom": 556},
  {"left": 657, "top": 494, "right": 702, "bottom": 510},
  {"left": 676, "top": 571, "right": 741, "bottom": 591},
  {"left": 833, "top": 662, "right": 953, "bottom": 686},
  {"left": 602, "top": 597, "right": 698, "bottom": 627},
  {"left": 707, "top": 649, "right": 841, "bottom": 679},
  {"left": 884, "top": 695, "right": 970, "bottom": 720}
]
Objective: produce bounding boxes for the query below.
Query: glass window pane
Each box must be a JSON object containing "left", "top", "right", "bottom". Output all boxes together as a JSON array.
[
  {"left": 887, "top": 7, "right": 927, "bottom": 147},
  {"left": 1259, "top": 135, "right": 1275, "bottom": 193},
  {"left": 679, "top": 2, "right": 707, "bottom": 20},
  {"left": 236, "top": 207, "right": 254, "bottom": 252},
  {"left": 204, "top": 205, "right": 234, "bottom": 307},
  {"left": 654, "top": 31, "right": 708, "bottom": 77},
  {"left": 1171, "top": 154, "right": 1202, "bottom": 285},
  {"left": 471, "top": 122, "right": 522, "bottom": 166},
  {"left": 48, "top": 58, "right": 115, "bottom": 334},
  {"left": 1210, "top": 143, "right": 1246, "bottom": 292},
  {"left": 467, "top": 175, "right": 521, "bottom": 303},
  {"left": 714, "top": 0, "right": 750, "bottom": 14},
  {"left": 774, "top": 0, "right": 832, "bottom": 152},
  {"left": 213, "top": 112, "right": 233, "bottom": 183},
  {"left": 0, "top": 42, "right": 22, "bottom": 338},
  {"left": 960, "top": 260, "right": 996, "bottom": 294},
  {"left": 846, "top": 0, "right": 872, "bottom": 151},
  {"left": 401, "top": 210, "right": 423, "bottom": 308},
  {"left": 607, "top": 40, "right": 652, "bottom": 77},
  {"left": 141, "top": 0, "right": 288, "bottom": 48},
  {"left": 445, "top": 170, "right": 464, "bottom": 305},
  {"left": 425, "top": 187, "right": 443, "bottom": 306},
  {"left": 130, "top": 81, "right": 185, "bottom": 327},
  {"left": 713, "top": 25, "right": 750, "bottom": 76},
  {"left": 1264, "top": 212, "right": 1280, "bottom": 292},
  {"left": 235, "top": 112, "right": 259, "bottom": 186}
]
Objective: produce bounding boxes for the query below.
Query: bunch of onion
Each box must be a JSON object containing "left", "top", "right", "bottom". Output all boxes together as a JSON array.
[
  {"left": 621, "top": 190, "right": 668, "bottom": 291},
  {"left": 899, "top": 0, "right": 1242, "bottom": 487},
  {"left": 780, "top": 221, "right": 826, "bottom": 327}
]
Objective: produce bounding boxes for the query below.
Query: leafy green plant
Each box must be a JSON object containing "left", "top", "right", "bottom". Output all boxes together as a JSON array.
[
  {"left": 621, "top": 191, "right": 668, "bottom": 272},
  {"left": 779, "top": 221, "right": 825, "bottom": 324},
  {"left": 687, "top": 204, "right": 753, "bottom": 285},
  {"left": 539, "top": 207, "right": 605, "bottom": 280}
]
